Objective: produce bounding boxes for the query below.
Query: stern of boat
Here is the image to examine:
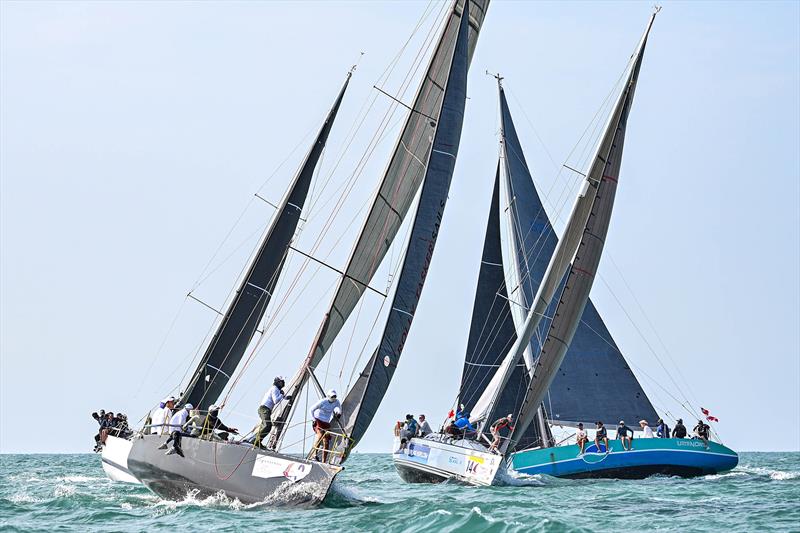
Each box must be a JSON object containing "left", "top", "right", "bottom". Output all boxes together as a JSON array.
[{"left": 101, "top": 435, "right": 140, "bottom": 484}]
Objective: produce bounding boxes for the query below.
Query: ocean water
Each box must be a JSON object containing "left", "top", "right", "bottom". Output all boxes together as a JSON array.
[{"left": 1, "top": 452, "right": 798, "bottom": 532}]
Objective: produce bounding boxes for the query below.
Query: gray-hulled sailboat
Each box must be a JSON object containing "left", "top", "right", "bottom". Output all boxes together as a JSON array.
[
  {"left": 101, "top": 0, "right": 489, "bottom": 505},
  {"left": 393, "top": 9, "right": 737, "bottom": 484}
]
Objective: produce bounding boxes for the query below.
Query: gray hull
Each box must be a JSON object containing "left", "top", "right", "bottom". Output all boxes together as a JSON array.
[{"left": 127, "top": 434, "right": 340, "bottom": 506}]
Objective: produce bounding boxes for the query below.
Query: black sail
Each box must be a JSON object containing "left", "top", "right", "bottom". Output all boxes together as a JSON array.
[
  {"left": 457, "top": 167, "right": 543, "bottom": 448},
  {"left": 498, "top": 85, "right": 658, "bottom": 427},
  {"left": 181, "top": 73, "right": 351, "bottom": 410},
  {"left": 340, "top": 0, "right": 471, "bottom": 448}
]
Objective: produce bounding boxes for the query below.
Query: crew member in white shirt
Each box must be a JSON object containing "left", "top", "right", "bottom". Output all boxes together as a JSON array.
[
  {"left": 309, "top": 389, "right": 342, "bottom": 462},
  {"left": 159, "top": 403, "right": 193, "bottom": 456},
  {"left": 254, "top": 376, "right": 290, "bottom": 448},
  {"left": 639, "top": 419, "right": 655, "bottom": 438}
]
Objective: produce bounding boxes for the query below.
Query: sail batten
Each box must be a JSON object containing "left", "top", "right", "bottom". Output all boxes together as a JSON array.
[
  {"left": 340, "top": 0, "right": 472, "bottom": 448},
  {"left": 179, "top": 73, "right": 352, "bottom": 410},
  {"left": 508, "top": 13, "right": 657, "bottom": 450},
  {"left": 271, "top": 0, "right": 489, "bottom": 448}
]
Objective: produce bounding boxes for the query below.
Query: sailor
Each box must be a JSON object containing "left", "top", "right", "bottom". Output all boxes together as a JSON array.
[
  {"left": 639, "top": 419, "right": 655, "bottom": 438},
  {"left": 417, "top": 414, "right": 432, "bottom": 437},
  {"left": 159, "top": 403, "right": 194, "bottom": 457},
  {"left": 150, "top": 397, "right": 175, "bottom": 435},
  {"left": 309, "top": 389, "right": 342, "bottom": 462},
  {"left": 594, "top": 421, "right": 609, "bottom": 452},
  {"left": 673, "top": 418, "right": 688, "bottom": 438},
  {"left": 452, "top": 412, "right": 475, "bottom": 437},
  {"left": 656, "top": 418, "right": 671, "bottom": 438},
  {"left": 91, "top": 410, "right": 106, "bottom": 451},
  {"left": 575, "top": 422, "right": 588, "bottom": 455},
  {"left": 254, "top": 376, "right": 290, "bottom": 449},
  {"left": 183, "top": 408, "right": 204, "bottom": 437},
  {"left": 397, "top": 414, "right": 418, "bottom": 452},
  {"left": 199, "top": 405, "right": 238, "bottom": 441},
  {"left": 617, "top": 420, "right": 634, "bottom": 450},
  {"left": 488, "top": 414, "right": 514, "bottom": 454},
  {"left": 693, "top": 419, "right": 710, "bottom": 447}
]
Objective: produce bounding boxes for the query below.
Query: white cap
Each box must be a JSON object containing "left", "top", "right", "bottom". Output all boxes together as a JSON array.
[
  {"left": 184, "top": 403, "right": 194, "bottom": 410},
  {"left": 327, "top": 389, "right": 337, "bottom": 398},
  {"left": 209, "top": 404, "right": 219, "bottom": 411}
]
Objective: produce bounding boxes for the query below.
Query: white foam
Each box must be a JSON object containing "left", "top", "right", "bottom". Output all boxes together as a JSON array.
[
  {"left": 739, "top": 466, "right": 799, "bottom": 481},
  {"left": 54, "top": 484, "right": 76, "bottom": 498},
  {"left": 9, "top": 493, "right": 44, "bottom": 504}
]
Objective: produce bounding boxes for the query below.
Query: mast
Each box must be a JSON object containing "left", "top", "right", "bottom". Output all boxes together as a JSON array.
[
  {"left": 339, "top": 0, "right": 471, "bottom": 450},
  {"left": 269, "top": 0, "right": 490, "bottom": 449},
  {"left": 179, "top": 71, "right": 352, "bottom": 410},
  {"left": 470, "top": 10, "right": 657, "bottom": 437},
  {"left": 506, "top": 10, "right": 658, "bottom": 452}
]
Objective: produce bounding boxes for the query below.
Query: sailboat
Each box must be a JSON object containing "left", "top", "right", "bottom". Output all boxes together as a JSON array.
[
  {"left": 99, "top": 0, "right": 489, "bottom": 505},
  {"left": 392, "top": 9, "right": 738, "bottom": 485}
]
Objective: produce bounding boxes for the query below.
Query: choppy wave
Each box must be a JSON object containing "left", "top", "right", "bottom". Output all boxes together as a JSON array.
[{"left": 0, "top": 452, "right": 798, "bottom": 531}]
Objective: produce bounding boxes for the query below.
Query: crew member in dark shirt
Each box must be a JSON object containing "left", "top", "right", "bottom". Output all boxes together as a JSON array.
[
  {"left": 616, "top": 420, "right": 634, "bottom": 450},
  {"left": 595, "top": 421, "right": 609, "bottom": 452},
  {"left": 673, "top": 418, "right": 687, "bottom": 438},
  {"left": 200, "top": 405, "right": 239, "bottom": 441}
]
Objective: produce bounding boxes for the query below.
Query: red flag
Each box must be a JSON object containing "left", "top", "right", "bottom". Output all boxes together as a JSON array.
[
  {"left": 701, "top": 407, "right": 710, "bottom": 416},
  {"left": 707, "top": 416, "right": 719, "bottom": 423},
  {"left": 447, "top": 409, "right": 454, "bottom": 419}
]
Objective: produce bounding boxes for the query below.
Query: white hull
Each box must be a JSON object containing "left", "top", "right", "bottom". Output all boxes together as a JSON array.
[
  {"left": 391, "top": 436, "right": 503, "bottom": 486},
  {"left": 100, "top": 435, "right": 140, "bottom": 484}
]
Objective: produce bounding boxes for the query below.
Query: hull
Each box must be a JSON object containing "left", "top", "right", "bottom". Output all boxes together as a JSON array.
[
  {"left": 391, "top": 436, "right": 502, "bottom": 486},
  {"left": 127, "top": 434, "right": 341, "bottom": 505},
  {"left": 510, "top": 438, "right": 739, "bottom": 479},
  {"left": 101, "top": 435, "right": 141, "bottom": 484}
]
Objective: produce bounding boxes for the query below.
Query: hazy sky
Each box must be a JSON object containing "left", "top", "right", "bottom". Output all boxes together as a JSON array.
[{"left": 1, "top": 0, "right": 798, "bottom": 455}]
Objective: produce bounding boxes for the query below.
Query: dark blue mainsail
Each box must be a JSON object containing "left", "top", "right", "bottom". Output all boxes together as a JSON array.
[
  {"left": 180, "top": 73, "right": 351, "bottom": 410},
  {"left": 457, "top": 167, "right": 545, "bottom": 449},
  {"left": 340, "top": 0, "right": 471, "bottom": 447},
  {"left": 498, "top": 84, "right": 658, "bottom": 427}
]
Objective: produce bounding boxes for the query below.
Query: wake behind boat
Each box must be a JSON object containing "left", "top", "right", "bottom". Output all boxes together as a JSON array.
[{"left": 393, "top": 8, "right": 738, "bottom": 485}]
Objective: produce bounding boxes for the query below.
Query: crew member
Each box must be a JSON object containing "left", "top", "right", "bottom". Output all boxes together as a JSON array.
[
  {"left": 673, "top": 418, "right": 687, "bottom": 438},
  {"left": 309, "top": 389, "right": 342, "bottom": 462},
  {"left": 617, "top": 420, "right": 634, "bottom": 450},
  {"left": 595, "top": 421, "right": 609, "bottom": 452},
  {"left": 417, "top": 414, "right": 432, "bottom": 437},
  {"left": 255, "top": 376, "right": 290, "bottom": 449},
  {"left": 397, "top": 414, "right": 418, "bottom": 453},
  {"left": 159, "top": 403, "right": 193, "bottom": 457},
  {"left": 639, "top": 419, "right": 655, "bottom": 438},
  {"left": 575, "top": 423, "right": 588, "bottom": 455},
  {"left": 656, "top": 418, "right": 671, "bottom": 438},
  {"left": 199, "top": 404, "right": 238, "bottom": 441},
  {"left": 693, "top": 419, "right": 710, "bottom": 447},
  {"left": 489, "top": 414, "right": 514, "bottom": 453}
]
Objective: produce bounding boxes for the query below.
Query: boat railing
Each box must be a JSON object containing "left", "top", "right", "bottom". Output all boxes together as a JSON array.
[{"left": 307, "top": 430, "right": 352, "bottom": 466}]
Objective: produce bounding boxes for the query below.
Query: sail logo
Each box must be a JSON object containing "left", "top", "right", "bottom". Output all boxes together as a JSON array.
[
  {"left": 252, "top": 455, "right": 311, "bottom": 483},
  {"left": 408, "top": 443, "right": 430, "bottom": 460},
  {"left": 396, "top": 202, "right": 445, "bottom": 356}
]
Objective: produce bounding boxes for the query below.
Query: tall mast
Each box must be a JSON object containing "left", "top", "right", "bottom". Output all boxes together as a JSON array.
[
  {"left": 470, "top": 10, "right": 658, "bottom": 439},
  {"left": 179, "top": 71, "right": 352, "bottom": 410},
  {"left": 339, "top": 0, "right": 472, "bottom": 451},
  {"left": 506, "top": 9, "right": 658, "bottom": 451},
  {"left": 269, "top": 0, "right": 490, "bottom": 449}
]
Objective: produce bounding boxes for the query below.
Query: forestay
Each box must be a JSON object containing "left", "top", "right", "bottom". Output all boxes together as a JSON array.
[{"left": 180, "top": 73, "right": 351, "bottom": 410}]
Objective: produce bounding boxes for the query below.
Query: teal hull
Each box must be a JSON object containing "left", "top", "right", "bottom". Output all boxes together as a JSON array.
[{"left": 510, "top": 438, "right": 738, "bottom": 479}]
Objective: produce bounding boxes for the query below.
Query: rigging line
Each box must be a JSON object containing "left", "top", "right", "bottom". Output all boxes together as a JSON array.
[
  {"left": 133, "top": 296, "right": 189, "bottom": 400},
  {"left": 577, "top": 315, "right": 696, "bottom": 420},
  {"left": 227, "top": 271, "right": 334, "bottom": 413},
  {"left": 596, "top": 274, "right": 696, "bottom": 412},
  {"left": 607, "top": 254, "right": 701, "bottom": 409}
]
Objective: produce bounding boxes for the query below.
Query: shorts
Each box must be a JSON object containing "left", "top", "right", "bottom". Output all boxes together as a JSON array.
[{"left": 313, "top": 419, "right": 331, "bottom": 432}]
